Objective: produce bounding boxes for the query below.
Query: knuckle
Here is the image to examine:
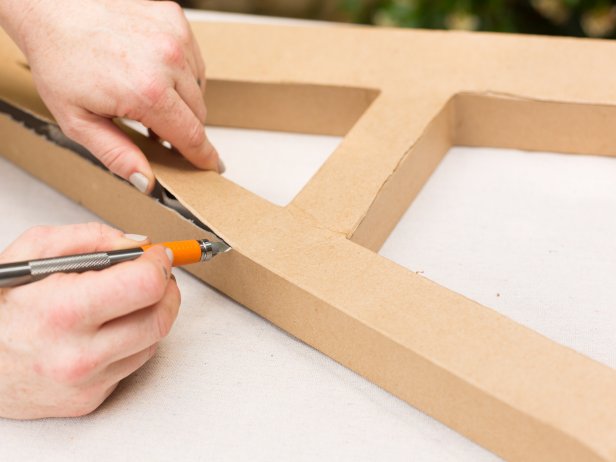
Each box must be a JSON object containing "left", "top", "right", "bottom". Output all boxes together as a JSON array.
[
  {"left": 194, "top": 103, "right": 207, "bottom": 124},
  {"left": 67, "top": 404, "right": 98, "bottom": 418},
  {"left": 60, "top": 121, "right": 80, "bottom": 140},
  {"left": 159, "top": 1, "right": 184, "bottom": 17},
  {"left": 136, "top": 77, "right": 168, "bottom": 109},
  {"left": 50, "top": 351, "right": 99, "bottom": 385},
  {"left": 167, "top": 11, "right": 192, "bottom": 44},
  {"left": 148, "top": 343, "right": 159, "bottom": 359},
  {"left": 67, "top": 387, "right": 107, "bottom": 417},
  {"left": 96, "top": 144, "right": 131, "bottom": 174},
  {"left": 45, "top": 302, "right": 83, "bottom": 331},
  {"left": 177, "top": 22, "right": 192, "bottom": 46},
  {"left": 84, "top": 221, "right": 111, "bottom": 241},
  {"left": 114, "top": 103, "right": 131, "bottom": 120},
  {"left": 60, "top": 116, "right": 91, "bottom": 142},
  {"left": 160, "top": 1, "right": 183, "bottom": 14},
  {"left": 170, "top": 279, "right": 182, "bottom": 306},
  {"left": 179, "top": 30, "right": 191, "bottom": 47},
  {"left": 159, "top": 35, "right": 184, "bottom": 66},
  {"left": 155, "top": 303, "right": 175, "bottom": 339},
  {"left": 21, "top": 225, "right": 53, "bottom": 241},
  {"left": 186, "top": 122, "right": 205, "bottom": 149},
  {"left": 156, "top": 284, "right": 181, "bottom": 339},
  {"left": 115, "top": 97, "right": 143, "bottom": 120},
  {"left": 135, "top": 262, "right": 166, "bottom": 303}
]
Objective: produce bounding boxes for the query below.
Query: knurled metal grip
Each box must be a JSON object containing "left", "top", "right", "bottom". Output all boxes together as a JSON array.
[{"left": 30, "top": 253, "right": 111, "bottom": 280}]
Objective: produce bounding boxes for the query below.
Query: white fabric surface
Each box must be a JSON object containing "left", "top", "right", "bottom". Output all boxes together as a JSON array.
[{"left": 1, "top": 9, "right": 615, "bottom": 462}]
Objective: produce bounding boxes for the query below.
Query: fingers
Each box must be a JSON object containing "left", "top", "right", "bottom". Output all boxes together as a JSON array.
[
  {"left": 103, "top": 345, "right": 158, "bottom": 384},
  {"left": 94, "top": 279, "right": 180, "bottom": 364},
  {"left": 60, "top": 110, "right": 155, "bottom": 193},
  {"left": 51, "top": 3, "right": 219, "bottom": 184},
  {"left": 175, "top": 71, "right": 206, "bottom": 123},
  {"left": 0, "top": 223, "right": 148, "bottom": 263},
  {"left": 139, "top": 87, "right": 220, "bottom": 172},
  {"left": 18, "top": 246, "right": 174, "bottom": 327}
]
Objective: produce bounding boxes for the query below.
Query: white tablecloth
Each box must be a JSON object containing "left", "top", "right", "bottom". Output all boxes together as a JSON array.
[{"left": 1, "top": 10, "right": 615, "bottom": 462}]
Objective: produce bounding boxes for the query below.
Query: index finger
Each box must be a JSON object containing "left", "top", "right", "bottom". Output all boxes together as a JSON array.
[
  {"left": 19, "top": 246, "right": 173, "bottom": 327},
  {"left": 140, "top": 87, "right": 220, "bottom": 172}
]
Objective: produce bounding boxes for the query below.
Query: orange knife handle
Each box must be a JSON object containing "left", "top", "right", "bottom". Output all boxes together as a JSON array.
[{"left": 142, "top": 240, "right": 203, "bottom": 266}]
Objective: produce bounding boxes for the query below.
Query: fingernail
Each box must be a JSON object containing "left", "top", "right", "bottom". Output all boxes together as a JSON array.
[
  {"left": 129, "top": 172, "right": 150, "bottom": 193},
  {"left": 217, "top": 158, "right": 226, "bottom": 174},
  {"left": 165, "top": 248, "right": 174, "bottom": 265},
  {"left": 124, "top": 233, "right": 148, "bottom": 242}
]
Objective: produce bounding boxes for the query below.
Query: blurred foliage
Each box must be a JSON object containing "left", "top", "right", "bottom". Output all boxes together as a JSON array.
[
  {"left": 180, "top": 0, "right": 616, "bottom": 38},
  {"left": 347, "top": 0, "right": 616, "bottom": 37}
]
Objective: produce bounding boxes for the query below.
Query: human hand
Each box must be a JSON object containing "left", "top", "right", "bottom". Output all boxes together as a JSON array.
[
  {"left": 0, "top": 0, "right": 221, "bottom": 193},
  {"left": 0, "top": 223, "right": 180, "bottom": 419}
]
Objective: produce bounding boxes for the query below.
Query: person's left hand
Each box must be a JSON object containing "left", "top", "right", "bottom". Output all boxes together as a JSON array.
[{"left": 1, "top": 0, "right": 222, "bottom": 194}]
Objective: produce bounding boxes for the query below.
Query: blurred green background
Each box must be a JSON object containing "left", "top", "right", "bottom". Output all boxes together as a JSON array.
[{"left": 177, "top": 0, "right": 616, "bottom": 38}]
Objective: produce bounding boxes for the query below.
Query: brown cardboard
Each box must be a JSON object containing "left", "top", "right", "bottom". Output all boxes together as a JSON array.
[{"left": 2, "top": 21, "right": 616, "bottom": 461}]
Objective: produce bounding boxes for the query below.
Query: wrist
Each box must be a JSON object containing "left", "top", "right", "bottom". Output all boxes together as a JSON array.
[{"left": 0, "top": 0, "right": 45, "bottom": 52}]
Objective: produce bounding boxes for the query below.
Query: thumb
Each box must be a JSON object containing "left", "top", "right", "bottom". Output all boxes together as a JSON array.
[
  {"left": 0, "top": 223, "right": 150, "bottom": 263},
  {"left": 61, "top": 112, "right": 155, "bottom": 193}
]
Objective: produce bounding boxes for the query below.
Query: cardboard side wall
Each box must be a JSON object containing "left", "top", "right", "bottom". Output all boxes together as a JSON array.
[
  {"left": 205, "top": 80, "right": 378, "bottom": 136},
  {"left": 454, "top": 93, "right": 616, "bottom": 157}
]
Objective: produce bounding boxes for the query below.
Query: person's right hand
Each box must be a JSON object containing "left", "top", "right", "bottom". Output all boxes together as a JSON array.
[{"left": 0, "top": 222, "right": 180, "bottom": 419}]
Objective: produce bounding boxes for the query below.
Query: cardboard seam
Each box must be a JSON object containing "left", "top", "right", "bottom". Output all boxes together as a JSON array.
[
  {"left": 286, "top": 203, "right": 348, "bottom": 238},
  {"left": 347, "top": 97, "right": 455, "bottom": 240}
]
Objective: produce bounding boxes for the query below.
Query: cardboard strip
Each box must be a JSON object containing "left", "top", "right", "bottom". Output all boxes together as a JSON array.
[{"left": 454, "top": 92, "right": 616, "bottom": 157}]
